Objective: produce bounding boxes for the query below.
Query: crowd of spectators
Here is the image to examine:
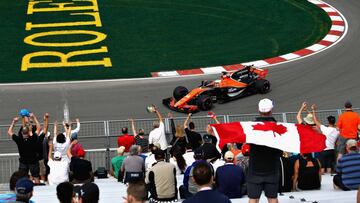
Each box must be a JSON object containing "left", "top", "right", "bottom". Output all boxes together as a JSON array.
[{"left": 0, "top": 100, "right": 359, "bottom": 203}]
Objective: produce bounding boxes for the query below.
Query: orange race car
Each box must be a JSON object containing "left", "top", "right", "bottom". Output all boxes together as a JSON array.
[{"left": 162, "top": 65, "right": 270, "bottom": 113}]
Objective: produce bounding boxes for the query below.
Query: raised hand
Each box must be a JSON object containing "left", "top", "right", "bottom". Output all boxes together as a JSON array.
[
  {"left": 168, "top": 112, "right": 173, "bottom": 119},
  {"left": 13, "top": 117, "right": 19, "bottom": 123},
  {"left": 311, "top": 104, "right": 317, "bottom": 111},
  {"left": 301, "top": 102, "right": 308, "bottom": 111}
]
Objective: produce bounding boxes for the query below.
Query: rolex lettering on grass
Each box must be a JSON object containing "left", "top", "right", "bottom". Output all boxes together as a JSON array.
[{"left": 21, "top": 0, "right": 112, "bottom": 72}]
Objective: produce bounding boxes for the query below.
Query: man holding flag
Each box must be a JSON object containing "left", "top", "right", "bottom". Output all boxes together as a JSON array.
[
  {"left": 246, "top": 98, "right": 282, "bottom": 203},
  {"left": 210, "top": 98, "right": 326, "bottom": 203}
]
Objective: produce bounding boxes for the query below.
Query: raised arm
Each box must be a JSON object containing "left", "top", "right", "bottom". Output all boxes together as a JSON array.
[
  {"left": 30, "top": 113, "right": 41, "bottom": 135},
  {"left": 64, "top": 121, "right": 72, "bottom": 138},
  {"left": 21, "top": 116, "right": 27, "bottom": 128},
  {"left": 8, "top": 117, "right": 19, "bottom": 137},
  {"left": 72, "top": 118, "right": 81, "bottom": 134},
  {"left": 48, "top": 142, "right": 53, "bottom": 161},
  {"left": 297, "top": 102, "right": 307, "bottom": 124},
  {"left": 53, "top": 121, "right": 58, "bottom": 139},
  {"left": 209, "top": 112, "right": 220, "bottom": 124},
  {"left": 168, "top": 112, "right": 176, "bottom": 137},
  {"left": 154, "top": 106, "right": 163, "bottom": 123},
  {"left": 311, "top": 104, "right": 321, "bottom": 128},
  {"left": 183, "top": 113, "right": 192, "bottom": 129},
  {"left": 67, "top": 140, "right": 77, "bottom": 159},
  {"left": 129, "top": 118, "right": 137, "bottom": 137},
  {"left": 43, "top": 113, "right": 49, "bottom": 135}
]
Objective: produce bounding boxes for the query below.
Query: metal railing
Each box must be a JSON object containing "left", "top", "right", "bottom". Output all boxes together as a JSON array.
[
  {"left": 0, "top": 107, "right": 358, "bottom": 184},
  {"left": 0, "top": 149, "right": 117, "bottom": 185}
]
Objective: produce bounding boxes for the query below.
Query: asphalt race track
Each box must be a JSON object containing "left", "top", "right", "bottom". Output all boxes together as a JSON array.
[{"left": 0, "top": 0, "right": 359, "bottom": 152}]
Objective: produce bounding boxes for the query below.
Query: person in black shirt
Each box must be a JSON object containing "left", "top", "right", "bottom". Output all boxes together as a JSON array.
[
  {"left": 8, "top": 113, "right": 42, "bottom": 184},
  {"left": 247, "top": 99, "right": 282, "bottom": 203},
  {"left": 130, "top": 119, "right": 149, "bottom": 153},
  {"left": 36, "top": 113, "right": 50, "bottom": 183},
  {"left": 199, "top": 134, "right": 221, "bottom": 162},
  {"left": 184, "top": 113, "right": 203, "bottom": 150},
  {"left": 293, "top": 153, "right": 321, "bottom": 190},
  {"left": 67, "top": 139, "right": 93, "bottom": 184},
  {"left": 168, "top": 112, "right": 187, "bottom": 154}
]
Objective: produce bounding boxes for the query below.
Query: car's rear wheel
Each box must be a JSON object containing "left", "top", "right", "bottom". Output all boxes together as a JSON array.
[
  {"left": 255, "top": 79, "right": 271, "bottom": 94},
  {"left": 173, "top": 86, "right": 189, "bottom": 101},
  {"left": 197, "top": 94, "right": 213, "bottom": 111}
]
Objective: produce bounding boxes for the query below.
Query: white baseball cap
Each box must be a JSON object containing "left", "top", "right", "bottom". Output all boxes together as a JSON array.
[
  {"left": 224, "top": 151, "right": 234, "bottom": 160},
  {"left": 54, "top": 151, "right": 62, "bottom": 159},
  {"left": 258, "top": 98, "right": 274, "bottom": 113}
]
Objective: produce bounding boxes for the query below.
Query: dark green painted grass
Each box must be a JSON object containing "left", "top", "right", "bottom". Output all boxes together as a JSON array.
[{"left": 0, "top": 0, "right": 331, "bottom": 83}]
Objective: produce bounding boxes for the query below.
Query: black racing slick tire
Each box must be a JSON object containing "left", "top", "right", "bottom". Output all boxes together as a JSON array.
[
  {"left": 173, "top": 86, "right": 189, "bottom": 101},
  {"left": 255, "top": 79, "right": 271, "bottom": 94},
  {"left": 197, "top": 94, "right": 213, "bottom": 111}
]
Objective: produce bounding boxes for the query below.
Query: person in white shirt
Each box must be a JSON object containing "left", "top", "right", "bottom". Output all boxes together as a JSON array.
[
  {"left": 145, "top": 144, "right": 160, "bottom": 172},
  {"left": 148, "top": 106, "right": 168, "bottom": 151},
  {"left": 312, "top": 105, "right": 339, "bottom": 174},
  {"left": 52, "top": 121, "right": 72, "bottom": 162},
  {"left": 183, "top": 146, "right": 195, "bottom": 168},
  {"left": 47, "top": 150, "right": 70, "bottom": 186},
  {"left": 65, "top": 118, "right": 80, "bottom": 140}
]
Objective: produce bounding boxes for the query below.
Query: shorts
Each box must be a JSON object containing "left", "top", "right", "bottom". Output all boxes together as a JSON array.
[
  {"left": 319, "top": 149, "right": 335, "bottom": 169},
  {"left": 247, "top": 181, "right": 279, "bottom": 199},
  {"left": 19, "top": 161, "right": 40, "bottom": 178},
  {"left": 39, "top": 159, "right": 46, "bottom": 176},
  {"left": 336, "top": 136, "right": 348, "bottom": 154}
]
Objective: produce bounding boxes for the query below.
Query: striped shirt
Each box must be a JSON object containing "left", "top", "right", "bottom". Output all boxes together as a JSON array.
[{"left": 336, "top": 152, "right": 360, "bottom": 190}]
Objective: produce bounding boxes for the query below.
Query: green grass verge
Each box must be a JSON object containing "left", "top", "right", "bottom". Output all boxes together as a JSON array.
[{"left": 0, "top": 0, "right": 331, "bottom": 83}]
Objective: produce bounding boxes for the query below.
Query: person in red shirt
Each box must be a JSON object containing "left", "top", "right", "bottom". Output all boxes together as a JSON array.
[
  {"left": 117, "top": 127, "right": 135, "bottom": 152},
  {"left": 336, "top": 101, "right": 360, "bottom": 159}
]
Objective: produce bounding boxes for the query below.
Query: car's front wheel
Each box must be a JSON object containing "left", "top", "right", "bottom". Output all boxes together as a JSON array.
[
  {"left": 173, "top": 86, "right": 189, "bottom": 101},
  {"left": 197, "top": 94, "right": 213, "bottom": 111},
  {"left": 255, "top": 79, "right": 271, "bottom": 94}
]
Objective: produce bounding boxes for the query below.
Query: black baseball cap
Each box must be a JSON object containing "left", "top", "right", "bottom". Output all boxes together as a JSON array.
[
  {"left": 203, "top": 134, "right": 212, "bottom": 143},
  {"left": 344, "top": 101, "right": 352, "bottom": 108},
  {"left": 79, "top": 183, "right": 99, "bottom": 202},
  {"left": 194, "top": 148, "right": 204, "bottom": 159}
]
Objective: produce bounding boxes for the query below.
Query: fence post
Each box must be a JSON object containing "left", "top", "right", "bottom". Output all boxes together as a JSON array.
[
  {"left": 337, "top": 109, "right": 342, "bottom": 116},
  {"left": 104, "top": 121, "right": 110, "bottom": 171},
  {"left": 224, "top": 115, "right": 229, "bottom": 123},
  {"left": 282, "top": 113, "right": 287, "bottom": 123},
  {"left": 164, "top": 118, "right": 170, "bottom": 134}
]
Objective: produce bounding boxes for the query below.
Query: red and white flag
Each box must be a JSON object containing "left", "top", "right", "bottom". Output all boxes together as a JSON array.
[{"left": 210, "top": 122, "right": 326, "bottom": 153}]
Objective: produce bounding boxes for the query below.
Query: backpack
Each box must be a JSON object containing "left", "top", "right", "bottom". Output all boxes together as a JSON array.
[{"left": 94, "top": 167, "right": 108, "bottom": 179}]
